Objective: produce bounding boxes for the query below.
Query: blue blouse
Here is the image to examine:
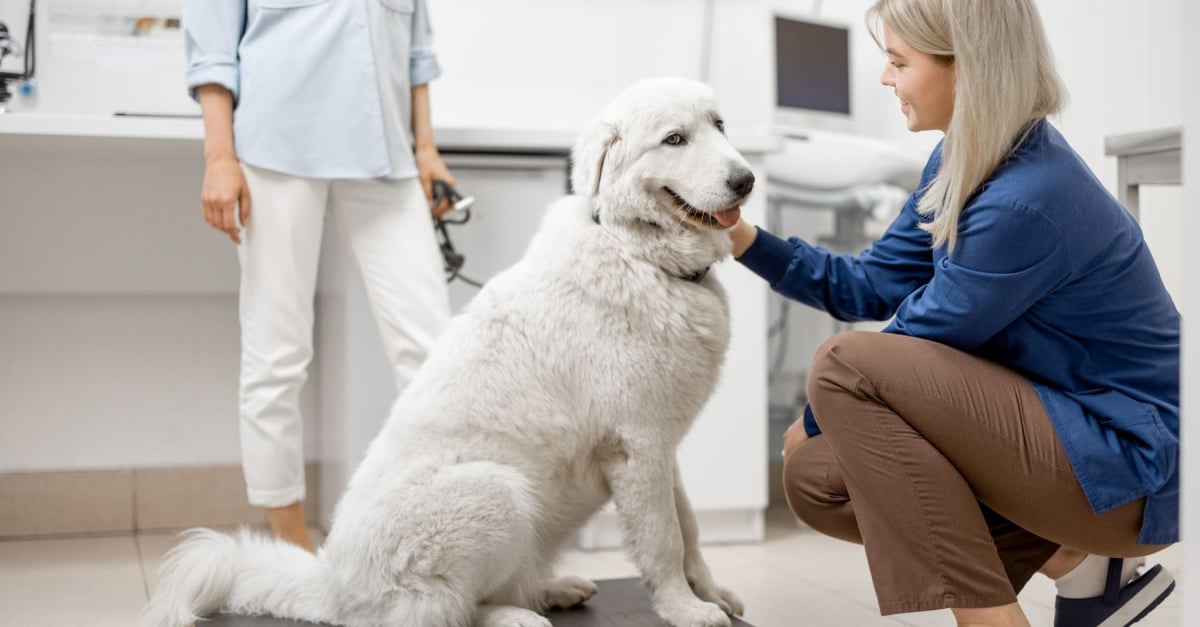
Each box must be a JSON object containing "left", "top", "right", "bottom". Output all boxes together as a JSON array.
[{"left": 739, "top": 120, "right": 1180, "bottom": 545}]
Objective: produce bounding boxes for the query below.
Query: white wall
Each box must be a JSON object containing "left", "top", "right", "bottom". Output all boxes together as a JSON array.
[{"left": 430, "top": 0, "right": 704, "bottom": 132}]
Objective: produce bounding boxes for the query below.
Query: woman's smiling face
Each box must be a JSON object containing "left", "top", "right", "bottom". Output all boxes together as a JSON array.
[{"left": 879, "top": 23, "right": 956, "bottom": 132}]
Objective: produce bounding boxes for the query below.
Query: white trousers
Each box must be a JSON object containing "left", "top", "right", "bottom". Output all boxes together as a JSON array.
[{"left": 237, "top": 164, "right": 451, "bottom": 507}]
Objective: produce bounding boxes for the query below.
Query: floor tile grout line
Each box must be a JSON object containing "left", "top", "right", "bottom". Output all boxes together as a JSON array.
[
  {"left": 133, "top": 534, "right": 151, "bottom": 601},
  {"left": 131, "top": 467, "right": 152, "bottom": 602},
  {"left": 131, "top": 466, "right": 139, "bottom": 534}
]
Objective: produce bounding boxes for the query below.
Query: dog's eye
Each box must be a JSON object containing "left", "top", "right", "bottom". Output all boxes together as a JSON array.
[
  {"left": 663, "top": 133, "right": 686, "bottom": 146},
  {"left": 715, "top": 120, "right": 725, "bottom": 133}
]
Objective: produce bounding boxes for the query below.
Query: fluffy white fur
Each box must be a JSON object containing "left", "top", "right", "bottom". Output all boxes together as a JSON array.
[{"left": 144, "top": 77, "right": 755, "bottom": 627}]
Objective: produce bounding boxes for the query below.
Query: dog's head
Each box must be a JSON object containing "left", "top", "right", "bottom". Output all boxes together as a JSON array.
[{"left": 570, "top": 78, "right": 754, "bottom": 273}]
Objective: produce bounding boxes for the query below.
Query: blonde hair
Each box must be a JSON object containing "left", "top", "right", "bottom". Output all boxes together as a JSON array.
[{"left": 867, "top": 0, "right": 1066, "bottom": 251}]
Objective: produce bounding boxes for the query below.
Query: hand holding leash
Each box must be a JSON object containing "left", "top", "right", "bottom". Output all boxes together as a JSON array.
[{"left": 432, "top": 180, "right": 475, "bottom": 223}]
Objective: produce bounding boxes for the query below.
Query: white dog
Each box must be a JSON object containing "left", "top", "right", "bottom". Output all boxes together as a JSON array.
[{"left": 145, "top": 76, "right": 754, "bottom": 627}]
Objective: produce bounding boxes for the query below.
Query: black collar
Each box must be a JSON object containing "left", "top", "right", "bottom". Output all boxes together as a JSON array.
[
  {"left": 593, "top": 211, "right": 709, "bottom": 283},
  {"left": 677, "top": 267, "right": 710, "bottom": 283}
]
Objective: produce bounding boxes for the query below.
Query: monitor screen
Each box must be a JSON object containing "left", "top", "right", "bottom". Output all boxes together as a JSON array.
[{"left": 774, "top": 16, "right": 851, "bottom": 121}]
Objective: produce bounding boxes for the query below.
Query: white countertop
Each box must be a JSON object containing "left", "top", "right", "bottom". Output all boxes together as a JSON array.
[
  {"left": 0, "top": 113, "right": 780, "bottom": 156},
  {"left": 0, "top": 113, "right": 205, "bottom": 141},
  {"left": 1104, "top": 126, "right": 1182, "bottom": 157}
]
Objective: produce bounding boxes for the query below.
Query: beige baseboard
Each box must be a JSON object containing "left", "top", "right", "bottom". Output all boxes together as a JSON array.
[
  {"left": 577, "top": 507, "right": 766, "bottom": 550},
  {"left": 3, "top": 464, "right": 789, "bottom": 540},
  {"left": 0, "top": 464, "right": 319, "bottom": 539}
]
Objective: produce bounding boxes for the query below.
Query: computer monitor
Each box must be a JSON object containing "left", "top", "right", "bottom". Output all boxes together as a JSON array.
[{"left": 772, "top": 14, "right": 853, "bottom": 133}]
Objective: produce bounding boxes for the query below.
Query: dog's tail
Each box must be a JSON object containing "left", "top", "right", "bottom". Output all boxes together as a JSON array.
[{"left": 142, "top": 527, "right": 332, "bottom": 627}]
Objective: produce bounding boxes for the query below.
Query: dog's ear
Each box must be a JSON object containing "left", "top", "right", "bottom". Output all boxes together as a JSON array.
[{"left": 570, "top": 121, "right": 620, "bottom": 197}]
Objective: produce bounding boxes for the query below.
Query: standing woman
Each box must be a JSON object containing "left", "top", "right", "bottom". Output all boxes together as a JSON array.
[
  {"left": 183, "top": 0, "right": 455, "bottom": 551},
  {"left": 731, "top": 0, "right": 1179, "bottom": 625}
]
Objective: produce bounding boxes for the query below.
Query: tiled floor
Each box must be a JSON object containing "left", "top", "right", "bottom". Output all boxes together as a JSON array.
[{"left": 0, "top": 508, "right": 1183, "bottom": 627}]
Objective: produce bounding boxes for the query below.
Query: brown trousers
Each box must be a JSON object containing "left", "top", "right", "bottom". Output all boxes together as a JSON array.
[{"left": 784, "top": 332, "right": 1166, "bottom": 615}]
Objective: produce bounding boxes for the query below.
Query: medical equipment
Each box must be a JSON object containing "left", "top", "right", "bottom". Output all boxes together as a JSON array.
[
  {"left": 432, "top": 178, "right": 476, "bottom": 218},
  {"left": 431, "top": 180, "right": 484, "bottom": 288},
  {"left": 772, "top": 13, "right": 852, "bottom": 133},
  {"left": 0, "top": 0, "right": 36, "bottom": 112}
]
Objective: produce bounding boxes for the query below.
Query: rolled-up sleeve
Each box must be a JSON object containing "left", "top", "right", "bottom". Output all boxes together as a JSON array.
[
  {"left": 410, "top": 0, "right": 441, "bottom": 86},
  {"left": 182, "top": 0, "right": 246, "bottom": 102}
]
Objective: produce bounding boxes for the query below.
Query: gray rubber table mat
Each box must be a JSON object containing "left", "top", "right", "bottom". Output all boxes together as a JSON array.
[{"left": 206, "top": 577, "right": 756, "bottom": 626}]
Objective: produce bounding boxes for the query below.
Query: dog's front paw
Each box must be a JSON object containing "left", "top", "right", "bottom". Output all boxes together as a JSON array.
[
  {"left": 691, "top": 581, "right": 744, "bottom": 617},
  {"left": 656, "top": 598, "right": 731, "bottom": 627},
  {"left": 542, "top": 575, "right": 598, "bottom": 609},
  {"left": 475, "top": 605, "right": 552, "bottom": 627}
]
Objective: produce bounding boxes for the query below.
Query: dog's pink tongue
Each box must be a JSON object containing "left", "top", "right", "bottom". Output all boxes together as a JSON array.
[{"left": 714, "top": 206, "right": 741, "bottom": 228}]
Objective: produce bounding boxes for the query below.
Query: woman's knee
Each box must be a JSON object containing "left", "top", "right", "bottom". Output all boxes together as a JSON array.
[
  {"left": 807, "top": 331, "right": 880, "bottom": 408},
  {"left": 782, "top": 437, "right": 856, "bottom": 536},
  {"left": 782, "top": 450, "right": 826, "bottom": 523}
]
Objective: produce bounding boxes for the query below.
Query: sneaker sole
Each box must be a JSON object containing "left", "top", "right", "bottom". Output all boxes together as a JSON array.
[{"left": 1097, "top": 568, "right": 1176, "bottom": 627}]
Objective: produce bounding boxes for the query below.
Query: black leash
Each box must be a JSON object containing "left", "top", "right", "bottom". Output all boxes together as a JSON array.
[{"left": 432, "top": 181, "right": 484, "bottom": 289}]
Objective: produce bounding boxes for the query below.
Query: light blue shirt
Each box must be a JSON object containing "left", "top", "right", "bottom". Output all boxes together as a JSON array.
[{"left": 183, "top": 0, "right": 440, "bottom": 179}]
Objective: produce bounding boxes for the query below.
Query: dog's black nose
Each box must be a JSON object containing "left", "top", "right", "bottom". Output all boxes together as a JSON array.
[{"left": 726, "top": 169, "right": 755, "bottom": 196}]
